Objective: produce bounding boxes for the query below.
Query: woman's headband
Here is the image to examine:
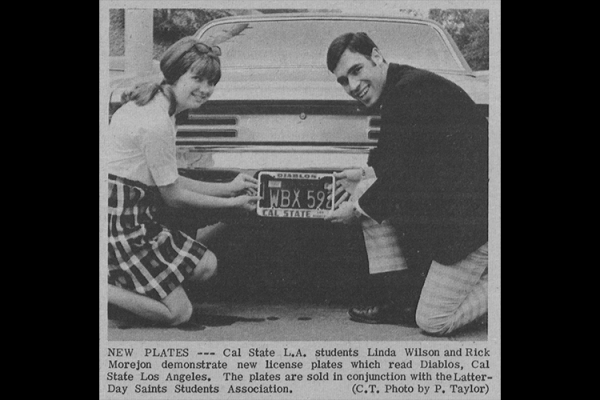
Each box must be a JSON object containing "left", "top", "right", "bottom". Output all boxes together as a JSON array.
[
  {"left": 181, "top": 41, "right": 221, "bottom": 57},
  {"left": 160, "top": 37, "right": 221, "bottom": 84}
]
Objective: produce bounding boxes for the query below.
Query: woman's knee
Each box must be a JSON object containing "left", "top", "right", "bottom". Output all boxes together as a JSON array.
[
  {"left": 192, "top": 250, "right": 218, "bottom": 281},
  {"left": 168, "top": 300, "right": 193, "bottom": 326},
  {"left": 162, "top": 287, "right": 193, "bottom": 326}
]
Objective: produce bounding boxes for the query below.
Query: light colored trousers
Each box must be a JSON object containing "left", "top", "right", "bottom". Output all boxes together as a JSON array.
[
  {"left": 356, "top": 178, "right": 408, "bottom": 274},
  {"left": 415, "top": 243, "right": 488, "bottom": 336},
  {"left": 358, "top": 179, "right": 488, "bottom": 335}
]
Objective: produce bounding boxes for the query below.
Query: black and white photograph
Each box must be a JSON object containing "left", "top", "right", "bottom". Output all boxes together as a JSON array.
[{"left": 100, "top": 0, "right": 499, "bottom": 398}]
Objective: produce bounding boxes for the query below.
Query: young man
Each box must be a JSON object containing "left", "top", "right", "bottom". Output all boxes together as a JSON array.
[{"left": 325, "top": 32, "right": 488, "bottom": 335}]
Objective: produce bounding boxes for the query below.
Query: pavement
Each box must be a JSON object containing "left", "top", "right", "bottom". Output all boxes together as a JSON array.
[{"left": 107, "top": 301, "right": 487, "bottom": 342}]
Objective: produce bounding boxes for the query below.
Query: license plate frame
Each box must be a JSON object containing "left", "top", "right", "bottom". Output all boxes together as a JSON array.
[{"left": 257, "top": 171, "right": 335, "bottom": 219}]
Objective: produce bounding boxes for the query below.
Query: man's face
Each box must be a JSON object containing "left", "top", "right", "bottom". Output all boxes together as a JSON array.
[{"left": 333, "top": 48, "right": 387, "bottom": 107}]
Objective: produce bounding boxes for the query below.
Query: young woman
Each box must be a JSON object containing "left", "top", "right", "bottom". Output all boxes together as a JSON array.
[{"left": 106, "top": 37, "right": 259, "bottom": 326}]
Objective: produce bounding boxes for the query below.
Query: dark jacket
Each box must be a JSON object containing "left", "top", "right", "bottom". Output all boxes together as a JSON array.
[{"left": 358, "top": 64, "right": 488, "bottom": 265}]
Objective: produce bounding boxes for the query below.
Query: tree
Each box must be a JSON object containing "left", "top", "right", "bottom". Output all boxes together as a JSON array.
[
  {"left": 428, "top": 9, "right": 489, "bottom": 71},
  {"left": 153, "top": 9, "right": 236, "bottom": 56},
  {"left": 398, "top": 9, "right": 427, "bottom": 18},
  {"left": 110, "top": 9, "right": 245, "bottom": 58}
]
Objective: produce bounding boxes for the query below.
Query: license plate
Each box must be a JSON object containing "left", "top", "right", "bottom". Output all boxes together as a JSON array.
[{"left": 257, "top": 171, "right": 335, "bottom": 219}]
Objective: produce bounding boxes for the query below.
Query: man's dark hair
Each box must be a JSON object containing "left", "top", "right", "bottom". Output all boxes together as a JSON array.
[{"left": 326, "top": 32, "right": 379, "bottom": 72}]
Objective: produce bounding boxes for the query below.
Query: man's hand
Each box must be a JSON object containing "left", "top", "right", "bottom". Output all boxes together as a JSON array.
[
  {"left": 330, "top": 168, "right": 363, "bottom": 209},
  {"left": 324, "top": 201, "right": 361, "bottom": 224},
  {"left": 334, "top": 168, "right": 362, "bottom": 193},
  {"left": 228, "top": 173, "right": 258, "bottom": 196}
]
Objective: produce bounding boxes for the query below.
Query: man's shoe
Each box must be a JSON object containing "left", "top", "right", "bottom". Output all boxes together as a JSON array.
[{"left": 348, "top": 303, "right": 416, "bottom": 326}]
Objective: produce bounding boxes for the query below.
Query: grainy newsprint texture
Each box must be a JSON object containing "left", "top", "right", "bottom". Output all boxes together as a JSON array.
[{"left": 99, "top": 0, "right": 500, "bottom": 398}]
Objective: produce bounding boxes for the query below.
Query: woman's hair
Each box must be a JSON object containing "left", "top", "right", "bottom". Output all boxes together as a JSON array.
[
  {"left": 326, "top": 32, "right": 379, "bottom": 73},
  {"left": 121, "top": 36, "right": 221, "bottom": 115}
]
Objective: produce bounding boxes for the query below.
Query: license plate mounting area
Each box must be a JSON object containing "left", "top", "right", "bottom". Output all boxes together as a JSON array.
[{"left": 257, "top": 171, "right": 335, "bottom": 219}]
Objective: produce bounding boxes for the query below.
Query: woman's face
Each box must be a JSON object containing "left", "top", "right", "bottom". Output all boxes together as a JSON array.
[{"left": 172, "top": 70, "right": 216, "bottom": 113}]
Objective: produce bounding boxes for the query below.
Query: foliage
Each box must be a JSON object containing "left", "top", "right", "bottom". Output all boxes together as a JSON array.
[
  {"left": 153, "top": 9, "right": 238, "bottom": 57},
  {"left": 428, "top": 9, "right": 489, "bottom": 71},
  {"left": 109, "top": 9, "right": 238, "bottom": 57},
  {"left": 398, "top": 9, "right": 427, "bottom": 18},
  {"left": 154, "top": 9, "right": 233, "bottom": 41},
  {"left": 110, "top": 8, "right": 489, "bottom": 70}
]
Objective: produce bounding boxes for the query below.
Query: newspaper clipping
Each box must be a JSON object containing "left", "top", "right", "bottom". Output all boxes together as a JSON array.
[{"left": 100, "top": 0, "right": 500, "bottom": 398}]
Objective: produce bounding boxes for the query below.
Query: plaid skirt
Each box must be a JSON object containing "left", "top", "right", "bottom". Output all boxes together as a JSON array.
[{"left": 107, "top": 174, "right": 207, "bottom": 300}]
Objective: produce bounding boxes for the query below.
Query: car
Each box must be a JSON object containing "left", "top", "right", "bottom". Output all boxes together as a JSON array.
[{"left": 108, "top": 13, "right": 488, "bottom": 302}]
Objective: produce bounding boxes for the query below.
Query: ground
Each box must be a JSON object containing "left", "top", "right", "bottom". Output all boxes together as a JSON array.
[
  {"left": 107, "top": 220, "right": 487, "bottom": 341},
  {"left": 107, "top": 300, "right": 487, "bottom": 341}
]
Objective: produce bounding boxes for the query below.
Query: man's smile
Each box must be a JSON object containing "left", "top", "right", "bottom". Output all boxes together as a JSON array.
[{"left": 354, "top": 85, "right": 369, "bottom": 100}]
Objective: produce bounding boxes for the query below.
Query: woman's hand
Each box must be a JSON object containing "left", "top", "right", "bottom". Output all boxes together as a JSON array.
[
  {"left": 228, "top": 173, "right": 259, "bottom": 197},
  {"left": 230, "top": 194, "right": 261, "bottom": 212}
]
